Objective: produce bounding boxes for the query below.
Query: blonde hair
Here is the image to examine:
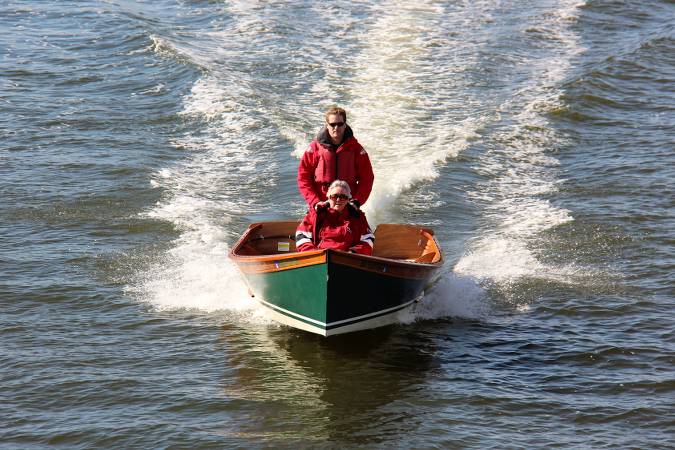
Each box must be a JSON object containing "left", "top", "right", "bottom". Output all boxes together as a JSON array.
[{"left": 327, "top": 180, "right": 351, "bottom": 198}]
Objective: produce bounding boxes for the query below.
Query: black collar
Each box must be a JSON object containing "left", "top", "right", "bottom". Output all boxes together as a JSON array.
[{"left": 316, "top": 125, "right": 355, "bottom": 150}]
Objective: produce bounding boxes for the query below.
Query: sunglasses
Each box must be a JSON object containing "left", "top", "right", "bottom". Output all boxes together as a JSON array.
[
  {"left": 329, "top": 193, "right": 349, "bottom": 201},
  {"left": 327, "top": 122, "right": 345, "bottom": 129}
]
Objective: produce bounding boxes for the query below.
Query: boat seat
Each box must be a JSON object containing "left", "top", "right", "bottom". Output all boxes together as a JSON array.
[
  {"left": 414, "top": 252, "right": 437, "bottom": 263},
  {"left": 373, "top": 224, "right": 438, "bottom": 262}
]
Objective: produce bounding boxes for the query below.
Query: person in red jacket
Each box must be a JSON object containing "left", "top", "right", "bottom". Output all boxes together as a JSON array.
[
  {"left": 297, "top": 107, "right": 374, "bottom": 213},
  {"left": 295, "top": 180, "right": 375, "bottom": 256}
]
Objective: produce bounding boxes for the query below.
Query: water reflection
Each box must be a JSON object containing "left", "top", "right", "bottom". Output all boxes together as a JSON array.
[{"left": 218, "top": 322, "right": 438, "bottom": 446}]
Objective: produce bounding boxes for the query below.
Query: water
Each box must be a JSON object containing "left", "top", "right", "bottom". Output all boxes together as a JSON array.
[{"left": 1, "top": 0, "right": 673, "bottom": 448}]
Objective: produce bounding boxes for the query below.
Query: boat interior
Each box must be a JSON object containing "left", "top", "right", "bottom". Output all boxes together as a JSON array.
[{"left": 234, "top": 221, "right": 442, "bottom": 264}]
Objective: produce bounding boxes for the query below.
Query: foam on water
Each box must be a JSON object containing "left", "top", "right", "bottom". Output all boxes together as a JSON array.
[
  {"left": 149, "top": 35, "right": 208, "bottom": 70},
  {"left": 385, "top": 0, "right": 588, "bottom": 320},
  {"left": 453, "top": 1, "right": 587, "bottom": 292},
  {"left": 328, "top": 2, "right": 497, "bottom": 322},
  {"left": 134, "top": 72, "right": 274, "bottom": 321},
  {"left": 397, "top": 273, "right": 491, "bottom": 323},
  {"left": 139, "top": 231, "right": 249, "bottom": 313},
  {"left": 343, "top": 3, "right": 486, "bottom": 223},
  {"left": 134, "top": 0, "right": 591, "bottom": 326}
]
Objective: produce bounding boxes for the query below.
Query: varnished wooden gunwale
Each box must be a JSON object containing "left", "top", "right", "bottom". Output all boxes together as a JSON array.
[
  {"left": 229, "top": 220, "right": 443, "bottom": 277},
  {"left": 329, "top": 251, "right": 439, "bottom": 280},
  {"left": 233, "top": 250, "right": 327, "bottom": 274}
]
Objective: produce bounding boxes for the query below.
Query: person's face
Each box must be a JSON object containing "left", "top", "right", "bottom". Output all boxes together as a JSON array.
[
  {"left": 327, "top": 187, "right": 350, "bottom": 211},
  {"left": 326, "top": 113, "right": 346, "bottom": 144}
]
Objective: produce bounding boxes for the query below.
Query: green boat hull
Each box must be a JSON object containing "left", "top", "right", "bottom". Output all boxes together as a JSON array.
[
  {"left": 245, "top": 261, "right": 329, "bottom": 329},
  {"left": 241, "top": 251, "right": 436, "bottom": 336}
]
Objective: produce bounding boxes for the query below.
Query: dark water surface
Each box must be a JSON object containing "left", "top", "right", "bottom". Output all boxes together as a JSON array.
[{"left": 1, "top": 0, "right": 673, "bottom": 448}]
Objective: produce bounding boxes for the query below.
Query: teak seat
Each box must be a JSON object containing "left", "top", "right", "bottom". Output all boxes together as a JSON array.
[{"left": 372, "top": 224, "right": 441, "bottom": 263}]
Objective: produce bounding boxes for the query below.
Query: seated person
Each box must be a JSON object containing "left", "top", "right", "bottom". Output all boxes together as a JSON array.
[{"left": 295, "top": 180, "right": 374, "bottom": 255}]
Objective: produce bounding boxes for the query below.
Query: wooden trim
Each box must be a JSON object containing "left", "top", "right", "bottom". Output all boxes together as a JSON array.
[
  {"left": 329, "top": 250, "right": 438, "bottom": 280},
  {"left": 234, "top": 251, "right": 326, "bottom": 274}
]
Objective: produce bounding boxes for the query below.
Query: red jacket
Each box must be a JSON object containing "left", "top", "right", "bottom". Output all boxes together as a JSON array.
[
  {"left": 297, "top": 127, "right": 374, "bottom": 209},
  {"left": 295, "top": 207, "right": 374, "bottom": 256}
]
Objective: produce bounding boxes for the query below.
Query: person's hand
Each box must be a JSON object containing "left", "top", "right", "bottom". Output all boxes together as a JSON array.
[{"left": 314, "top": 201, "right": 329, "bottom": 212}]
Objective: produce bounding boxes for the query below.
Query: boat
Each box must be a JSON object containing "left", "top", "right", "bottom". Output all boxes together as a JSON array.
[{"left": 229, "top": 221, "right": 443, "bottom": 336}]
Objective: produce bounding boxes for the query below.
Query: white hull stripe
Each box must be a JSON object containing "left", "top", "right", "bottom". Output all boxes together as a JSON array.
[
  {"left": 258, "top": 298, "right": 326, "bottom": 326},
  {"left": 258, "top": 297, "right": 419, "bottom": 328}
]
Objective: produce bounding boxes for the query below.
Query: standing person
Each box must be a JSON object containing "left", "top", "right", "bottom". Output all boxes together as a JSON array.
[
  {"left": 297, "top": 107, "right": 374, "bottom": 213},
  {"left": 295, "top": 180, "right": 374, "bottom": 256}
]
